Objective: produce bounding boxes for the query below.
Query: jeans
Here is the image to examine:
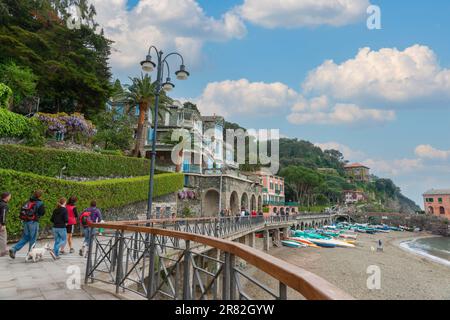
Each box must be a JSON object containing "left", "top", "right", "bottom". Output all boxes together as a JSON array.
[
  {"left": 53, "top": 228, "right": 67, "bottom": 257},
  {"left": 82, "top": 227, "right": 96, "bottom": 246},
  {"left": 12, "top": 221, "right": 39, "bottom": 253},
  {"left": 0, "top": 226, "right": 7, "bottom": 256}
]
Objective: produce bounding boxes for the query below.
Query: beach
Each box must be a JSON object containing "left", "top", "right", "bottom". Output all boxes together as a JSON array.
[{"left": 246, "top": 232, "right": 450, "bottom": 300}]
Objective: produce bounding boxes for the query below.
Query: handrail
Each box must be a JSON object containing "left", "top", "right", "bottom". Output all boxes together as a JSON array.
[
  {"left": 100, "top": 214, "right": 334, "bottom": 226},
  {"left": 89, "top": 222, "right": 353, "bottom": 300}
]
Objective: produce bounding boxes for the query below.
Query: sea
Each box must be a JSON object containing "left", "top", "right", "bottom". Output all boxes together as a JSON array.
[{"left": 400, "top": 236, "right": 450, "bottom": 267}]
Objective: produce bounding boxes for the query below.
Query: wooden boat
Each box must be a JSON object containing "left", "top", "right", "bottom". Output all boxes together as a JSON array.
[{"left": 282, "top": 240, "right": 302, "bottom": 248}]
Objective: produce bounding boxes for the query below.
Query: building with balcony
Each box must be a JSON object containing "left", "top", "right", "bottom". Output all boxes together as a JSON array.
[
  {"left": 423, "top": 189, "right": 450, "bottom": 218},
  {"left": 343, "top": 190, "right": 367, "bottom": 205},
  {"left": 253, "top": 169, "right": 298, "bottom": 216},
  {"left": 344, "top": 163, "right": 370, "bottom": 183},
  {"left": 142, "top": 101, "right": 263, "bottom": 217}
]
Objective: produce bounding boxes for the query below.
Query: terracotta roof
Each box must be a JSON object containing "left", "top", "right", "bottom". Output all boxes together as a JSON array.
[
  {"left": 423, "top": 189, "right": 450, "bottom": 196},
  {"left": 344, "top": 163, "right": 369, "bottom": 169}
]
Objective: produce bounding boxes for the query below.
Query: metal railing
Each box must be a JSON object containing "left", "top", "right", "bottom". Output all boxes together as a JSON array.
[{"left": 85, "top": 215, "right": 351, "bottom": 300}]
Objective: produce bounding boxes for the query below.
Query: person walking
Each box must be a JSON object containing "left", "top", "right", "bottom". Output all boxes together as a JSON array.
[
  {"left": 50, "top": 198, "right": 68, "bottom": 260},
  {"left": 63, "top": 196, "right": 78, "bottom": 254},
  {"left": 0, "top": 192, "right": 11, "bottom": 257},
  {"left": 79, "top": 201, "right": 102, "bottom": 257},
  {"left": 9, "top": 190, "right": 46, "bottom": 259}
]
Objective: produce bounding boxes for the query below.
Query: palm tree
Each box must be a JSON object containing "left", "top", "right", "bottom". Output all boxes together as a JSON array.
[{"left": 117, "top": 74, "right": 172, "bottom": 157}]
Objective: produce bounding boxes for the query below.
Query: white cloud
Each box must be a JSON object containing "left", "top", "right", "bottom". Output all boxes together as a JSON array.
[
  {"left": 237, "top": 0, "right": 370, "bottom": 28},
  {"left": 303, "top": 45, "right": 450, "bottom": 103},
  {"left": 364, "top": 158, "right": 423, "bottom": 176},
  {"left": 288, "top": 102, "right": 395, "bottom": 125},
  {"left": 415, "top": 145, "right": 450, "bottom": 160},
  {"left": 315, "top": 142, "right": 366, "bottom": 161},
  {"left": 195, "top": 79, "right": 298, "bottom": 117},
  {"left": 91, "top": 0, "right": 246, "bottom": 74}
]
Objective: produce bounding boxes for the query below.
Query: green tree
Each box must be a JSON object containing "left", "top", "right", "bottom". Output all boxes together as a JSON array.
[
  {"left": 92, "top": 109, "right": 134, "bottom": 151},
  {"left": 0, "top": 62, "right": 38, "bottom": 108},
  {"left": 280, "top": 165, "right": 323, "bottom": 207},
  {"left": 0, "top": 0, "right": 112, "bottom": 115}
]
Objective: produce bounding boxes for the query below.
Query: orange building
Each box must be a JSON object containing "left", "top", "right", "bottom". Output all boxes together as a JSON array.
[
  {"left": 423, "top": 189, "right": 450, "bottom": 218},
  {"left": 344, "top": 163, "right": 370, "bottom": 182}
]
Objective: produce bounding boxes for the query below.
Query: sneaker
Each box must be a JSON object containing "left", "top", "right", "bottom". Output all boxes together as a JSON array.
[
  {"left": 60, "top": 251, "right": 65, "bottom": 255},
  {"left": 70, "top": 248, "right": 75, "bottom": 254},
  {"left": 49, "top": 250, "right": 57, "bottom": 260},
  {"left": 8, "top": 249, "right": 15, "bottom": 260},
  {"left": 55, "top": 256, "right": 61, "bottom": 260},
  {"left": 79, "top": 249, "right": 83, "bottom": 257}
]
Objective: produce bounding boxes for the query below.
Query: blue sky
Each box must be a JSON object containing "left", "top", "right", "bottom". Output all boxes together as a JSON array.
[{"left": 94, "top": 0, "right": 450, "bottom": 206}]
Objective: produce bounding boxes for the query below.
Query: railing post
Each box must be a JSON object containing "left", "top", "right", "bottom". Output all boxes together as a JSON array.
[
  {"left": 111, "top": 230, "right": 120, "bottom": 272},
  {"left": 229, "top": 254, "right": 236, "bottom": 300},
  {"left": 115, "top": 230, "right": 125, "bottom": 294},
  {"left": 146, "top": 233, "right": 156, "bottom": 299},
  {"left": 183, "top": 240, "right": 192, "bottom": 300},
  {"left": 279, "top": 282, "right": 287, "bottom": 300},
  {"left": 222, "top": 252, "right": 230, "bottom": 300},
  {"left": 84, "top": 227, "right": 95, "bottom": 285}
]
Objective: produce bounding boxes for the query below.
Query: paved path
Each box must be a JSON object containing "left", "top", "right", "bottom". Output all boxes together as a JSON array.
[{"left": 0, "top": 237, "right": 121, "bottom": 300}]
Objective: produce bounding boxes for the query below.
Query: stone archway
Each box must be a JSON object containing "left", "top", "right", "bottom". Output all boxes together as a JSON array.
[
  {"left": 203, "top": 189, "right": 220, "bottom": 217},
  {"left": 241, "top": 193, "right": 249, "bottom": 211},
  {"left": 428, "top": 207, "right": 434, "bottom": 214},
  {"left": 230, "top": 191, "right": 239, "bottom": 215},
  {"left": 273, "top": 207, "right": 278, "bottom": 215},
  {"left": 251, "top": 195, "right": 257, "bottom": 211},
  {"left": 258, "top": 196, "right": 262, "bottom": 211}
]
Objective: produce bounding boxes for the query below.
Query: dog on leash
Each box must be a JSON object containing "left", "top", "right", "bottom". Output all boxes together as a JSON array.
[{"left": 26, "top": 243, "right": 51, "bottom": 263}]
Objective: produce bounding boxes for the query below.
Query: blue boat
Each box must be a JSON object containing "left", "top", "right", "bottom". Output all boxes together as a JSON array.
[{"left": 281, "top": 240, "right": 302, "bottom": 248}]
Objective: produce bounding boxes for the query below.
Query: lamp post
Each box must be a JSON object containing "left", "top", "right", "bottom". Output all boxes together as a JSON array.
[{"left": 140, "top": 46, "right": 190, "bottom": 220}]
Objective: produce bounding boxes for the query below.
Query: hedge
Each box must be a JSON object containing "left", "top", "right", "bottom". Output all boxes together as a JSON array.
[
  {"left": 0, "top": 169, "right": 184, "bottom": 236},
  {"left": 0, "top": 144, "right": 152, "bottom": 178}
]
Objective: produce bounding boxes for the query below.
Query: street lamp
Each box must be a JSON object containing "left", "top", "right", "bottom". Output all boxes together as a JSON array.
[
  {"left": 141, "top": 46, "right": 189, "bottom": 220},
  {"left": 141, "top": 45, "right": 190, "bottom": 220}
]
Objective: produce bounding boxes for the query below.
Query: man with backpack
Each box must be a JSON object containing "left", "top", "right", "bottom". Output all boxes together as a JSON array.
[
  {"left": 0, "top": 192, "right": 11, "bottom": 257},
  {"left": 9, "top": 190, "right": 46, "bottom": 259}
]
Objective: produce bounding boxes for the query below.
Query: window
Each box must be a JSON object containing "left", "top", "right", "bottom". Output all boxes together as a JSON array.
[
  {"left": 427, "top": 198, "right": 434, "bottom": 203},
  {"left": 438, "top": 198, "right": 443, "bottom": 203}
]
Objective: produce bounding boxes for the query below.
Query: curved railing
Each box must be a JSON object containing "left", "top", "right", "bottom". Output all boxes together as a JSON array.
[{"left": 85, "top": 217, "right": 351, "bottom": 300}]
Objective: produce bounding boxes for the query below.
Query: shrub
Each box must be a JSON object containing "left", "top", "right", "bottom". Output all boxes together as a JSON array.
[
  {"left": 36, "top": 112, "right": 96, "bottom": 142},
  {"left": 0, "top": 169, "right": 184, "bottom": 236},
  {"left": 0, "top": 83, "right": 12, "bottom": 108},
  {"left": 0, "top": 144, "right": 151, "bottom": 178},
  {"left": 0, "top": 108, "right": 29, "bottom": 138}
]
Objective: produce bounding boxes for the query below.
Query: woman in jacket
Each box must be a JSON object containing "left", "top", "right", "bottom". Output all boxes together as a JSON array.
[{"left": 50, "top": 197, "right": 68, "bottom": 260}]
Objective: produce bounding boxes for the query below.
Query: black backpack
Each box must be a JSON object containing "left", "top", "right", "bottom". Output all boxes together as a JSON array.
[{"left": 19, "top": 200, "right": 40, "bottom": 222}]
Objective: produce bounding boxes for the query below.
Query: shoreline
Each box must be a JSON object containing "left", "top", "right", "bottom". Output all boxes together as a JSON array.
[
  {"left": 249, "top": 231, "right": 450, "bottom": 300},
  {"left": 396, "top": 235, "right": 450, "bottom": 268}
]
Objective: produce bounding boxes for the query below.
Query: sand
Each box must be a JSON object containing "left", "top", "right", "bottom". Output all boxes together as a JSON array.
[{"left": 244, "top": 232, "right": 450, "bottom": 300}]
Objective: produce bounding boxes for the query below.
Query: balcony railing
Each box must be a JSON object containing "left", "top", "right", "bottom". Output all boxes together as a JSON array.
[
  {"left": 182, "top": 164, "right": 202, "bottom": 174},
  {"left": 263, "top": 201, "right": 299, "bottom": 207}
]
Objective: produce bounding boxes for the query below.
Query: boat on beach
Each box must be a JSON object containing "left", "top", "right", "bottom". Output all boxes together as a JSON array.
[{"left": 282, "top": 240, "right": 303, "bottom": 248}]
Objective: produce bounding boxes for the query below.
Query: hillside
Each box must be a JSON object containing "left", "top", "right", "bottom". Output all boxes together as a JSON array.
[{"left": 224, "top": 122, "right": 420, "bottom": 214}]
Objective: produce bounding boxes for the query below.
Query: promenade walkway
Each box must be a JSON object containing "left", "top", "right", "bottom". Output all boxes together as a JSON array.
[{"left": 0, "top": 237, "right": 120, "bottom": 300}]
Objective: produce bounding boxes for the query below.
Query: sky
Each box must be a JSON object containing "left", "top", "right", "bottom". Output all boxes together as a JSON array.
[{"left": 89, "top": 0, "right": 450, "bottom": 207}]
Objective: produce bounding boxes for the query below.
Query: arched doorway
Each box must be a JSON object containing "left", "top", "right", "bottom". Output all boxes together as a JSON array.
[
  {"left": 440, "top": 207, "right": 445, "bottom": 215},
  {"left": 241, "top": 193, "right": 249, "bottom": 211},
  {"left": 258, "top": 196, "right": 262, "bottom": 211},
  {"left": 230, "top": 191, "right": 239, "bottom": 215},
  {"left": 203, "top": 189, "right": 220, "bottom": 217},
  {"left": 428, "top": 207, "right": 434, "bottom": 214},
  {"left": 273, "top": 207, "right": 278, "bottom": 215},
  {"left": 251, "top": 195, "right": 257, "bottom": 211},
  {"left": 280, "top": 208, "right": 285, "bottom": 215}
]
